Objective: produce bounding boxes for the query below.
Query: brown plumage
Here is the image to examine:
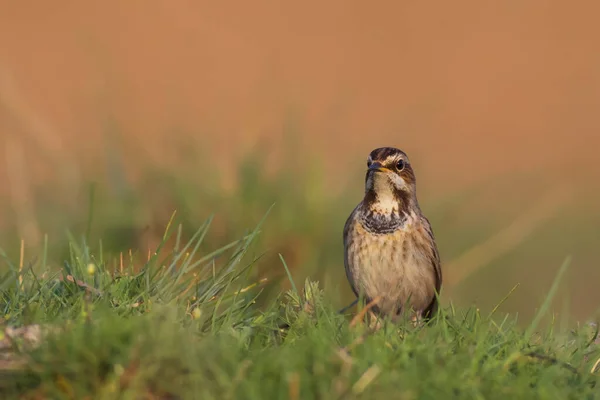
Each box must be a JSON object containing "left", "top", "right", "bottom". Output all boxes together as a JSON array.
[{"left": 343, "top": 147, "right": 442, "bottom": 324}]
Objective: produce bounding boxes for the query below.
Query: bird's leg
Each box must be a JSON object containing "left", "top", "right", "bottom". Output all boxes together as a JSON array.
[
  {"left": 367, "top": 310, "right": 384, "bottom": 331},
  {"left": 411, "top": 311, "right": 424, "bottom": 328}
]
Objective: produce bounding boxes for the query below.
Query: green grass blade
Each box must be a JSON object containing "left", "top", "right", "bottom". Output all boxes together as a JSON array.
[
  {"left": 524, "top": 256, "right": 571, "bottom": 342},
  {"left": 279, "top": 254, "right": 298, "bottom": 296}
]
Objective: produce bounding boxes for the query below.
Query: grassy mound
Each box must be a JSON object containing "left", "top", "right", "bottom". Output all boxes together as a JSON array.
[{"left": 0, "top": 218, "right": 597, "bottom": 399}]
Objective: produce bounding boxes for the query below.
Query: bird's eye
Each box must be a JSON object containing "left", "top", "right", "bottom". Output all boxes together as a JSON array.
[
  {"left": 367, "top": 159, "right": 372, "bottom": 167},
  {"left": 396, "top": 160, "right": 405, "bottom": 171}
]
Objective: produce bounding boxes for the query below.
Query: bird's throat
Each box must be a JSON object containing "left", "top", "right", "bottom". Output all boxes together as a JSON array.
[{"left": 360, "top": 190, "right": 410, "bottom": 234}]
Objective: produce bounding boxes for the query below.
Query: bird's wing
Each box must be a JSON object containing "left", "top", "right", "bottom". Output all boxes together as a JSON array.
[
  {"left": 422, "top": 216, "right": 442, "bottom": 293},
  {"left": 343, "top": 204, "right": 361, "bottom": 297}
]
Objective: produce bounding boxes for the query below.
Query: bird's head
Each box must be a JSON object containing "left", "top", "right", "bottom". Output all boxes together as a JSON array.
[{"left": 363, "top": 147, "right": 418, "bottom": 213}]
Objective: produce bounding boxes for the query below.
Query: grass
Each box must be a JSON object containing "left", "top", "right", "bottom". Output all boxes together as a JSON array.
[
  {"left": 1, "top": 137, "right": 599, "bottom": 398},
  {"left": 3, "top": 146, "right": 596, "bottom": 323},
  {"left": 1, "top": 215, "right": 599, "bottom": 399}
]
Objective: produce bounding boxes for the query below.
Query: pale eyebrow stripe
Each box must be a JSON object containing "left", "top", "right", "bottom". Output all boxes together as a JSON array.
[
  {"left": 383, "top": 154, "right": 400, "bottom": 163},
  {"left": 386, "top": 153, "right": 409, "bottom": 165}
]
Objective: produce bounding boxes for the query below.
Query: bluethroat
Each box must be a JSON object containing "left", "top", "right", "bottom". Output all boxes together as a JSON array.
[{"left": 343, "top": 147, "right": 442, "bottom": 324}]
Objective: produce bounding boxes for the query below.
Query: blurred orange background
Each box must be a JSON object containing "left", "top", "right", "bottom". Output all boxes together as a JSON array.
[{"left": 1, "top": 1, "right": 599, "bottom": 321}]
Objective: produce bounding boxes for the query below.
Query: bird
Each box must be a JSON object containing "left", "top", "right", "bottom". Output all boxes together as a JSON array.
[{"left": 343, "top": 147, "right": 442, "bottom": 326}]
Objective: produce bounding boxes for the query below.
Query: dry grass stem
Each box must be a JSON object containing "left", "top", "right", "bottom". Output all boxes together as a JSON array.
[
  {"left": 5, "top": 137, "right": 41, "bottom": 246},
  {"left": 591, "top": 357, "right": 600, "bottom": 374},
  {"left": 287, "top": 372, "right": 300, "bottom": 400},
  {"left": 349, "top": 296, "right": 381, "bottom": 328},
  {"left": 0, "top": 67, "right": 78, "bottom": 189},
  {"left": 18, "top": 239, "right": 24, "bottom": 289},
  {"left": 446, "top": 188, "right": 572, "bottom": 286},
  {"left": 352, "top": 365, "right": 381, "bottom": 394}
]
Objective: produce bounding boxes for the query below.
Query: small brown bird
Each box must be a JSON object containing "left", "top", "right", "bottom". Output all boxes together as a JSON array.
[{"left": 343, "top": 147, "right": 442, "bottom": 324}]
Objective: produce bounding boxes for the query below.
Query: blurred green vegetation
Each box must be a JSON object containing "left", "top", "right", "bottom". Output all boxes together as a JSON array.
[{"left": 0, "top": 137, "right": 599, "bottom": 324}]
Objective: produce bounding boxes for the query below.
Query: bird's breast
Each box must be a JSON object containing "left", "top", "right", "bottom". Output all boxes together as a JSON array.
[{"left": 344, "top": 213, "right": 437, "bottom": 314}]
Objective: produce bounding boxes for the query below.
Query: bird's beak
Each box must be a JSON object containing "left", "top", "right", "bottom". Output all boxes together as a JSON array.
[{"left": 368, "top": 162, "right": 390, "bottom": 173}]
